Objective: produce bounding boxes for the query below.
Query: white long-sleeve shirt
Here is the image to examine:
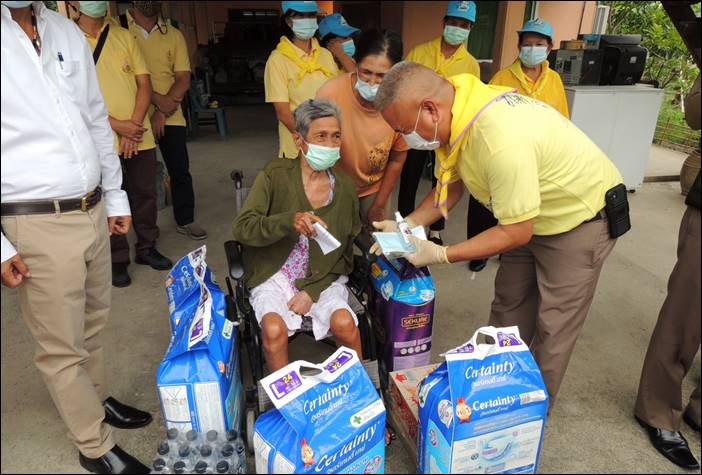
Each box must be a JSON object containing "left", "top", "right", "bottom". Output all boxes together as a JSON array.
[{"left": 1, "top": 2, "right": 130, "bottom": 262}]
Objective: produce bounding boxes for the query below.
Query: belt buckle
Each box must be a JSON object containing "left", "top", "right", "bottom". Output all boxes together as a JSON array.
[{"left": 80, "top": 191, "right": 96, "bottom": 212}]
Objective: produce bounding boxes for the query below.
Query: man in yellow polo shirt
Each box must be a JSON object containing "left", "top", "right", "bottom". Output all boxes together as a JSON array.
[
  {"left": 373, "top": 62, "right": 626, "bottom": 407},
  {"left": 74, "top": 0, "right": 172, "bottom": 288},
  {"left": 400, "top": 0, "right": 481, "bottom": 246},
  {"left": 122, "top": 1, "right": 207, "bottom": 240}
]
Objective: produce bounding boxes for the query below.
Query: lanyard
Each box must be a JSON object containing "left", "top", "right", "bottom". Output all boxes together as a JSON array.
[{"left": 30, "top": 8, "right": 41, "bottom": 56}]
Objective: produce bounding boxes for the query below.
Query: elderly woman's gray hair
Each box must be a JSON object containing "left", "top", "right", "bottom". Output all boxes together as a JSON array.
[{"left": 294, "top": 99, "right": 342, "bottom": 139}]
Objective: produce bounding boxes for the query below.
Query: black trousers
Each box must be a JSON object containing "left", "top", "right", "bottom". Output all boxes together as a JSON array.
[
  {"left": 111, "top": 149, "right": 158, "bottom": 264},
  {"left": 398, "top": 149, "right": 445, "bottom": 231},
  {"left": 467, "top": 194, "right": 498, "bottom": 239},
  {"left": 158, "top": 126, "right": 195, "bottom": 226}
]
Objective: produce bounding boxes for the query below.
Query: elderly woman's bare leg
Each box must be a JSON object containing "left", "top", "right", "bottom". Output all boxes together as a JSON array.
[
  {"left": 330, "top": 309, "right": 363, "bottom": 357},
  {"left": 262, "top": 313, "right": 289, "bottom": 372}
]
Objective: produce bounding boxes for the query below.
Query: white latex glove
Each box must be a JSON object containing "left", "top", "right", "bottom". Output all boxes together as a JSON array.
[
  {"left": 370, "top": 218, "right": 418, "bottom": 255},
  {"left": 403, "top": 235, "right": 450, "bottom": 267}
]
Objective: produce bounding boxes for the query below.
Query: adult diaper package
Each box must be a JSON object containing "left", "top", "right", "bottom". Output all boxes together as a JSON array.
[
  {"left": 371, "top": 256, "right": 435, "bottom": 373},
  {"left": 417, "top": 326, "right": 548, "bottom": 474},
  {"left": 254, "top": 348, "right": 386, "bottom": 474},
  {"left": 158, "top": 246, "right": 243, "bottom": 435},
  {"left": 165, "top": 246, "right": 216, "bottom": 333}
]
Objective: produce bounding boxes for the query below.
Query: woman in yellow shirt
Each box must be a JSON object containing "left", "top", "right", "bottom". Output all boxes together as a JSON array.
[
  {"left": 264, "top": 1, "right": 339, "bottom": 159},
  {"left": 467, "top": 18, "right": 569, "bottom": 272}
]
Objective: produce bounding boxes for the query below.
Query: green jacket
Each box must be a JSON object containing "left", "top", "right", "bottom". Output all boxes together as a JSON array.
[{"left": 232, "top": 158, "right": 361, "bottom": 301}]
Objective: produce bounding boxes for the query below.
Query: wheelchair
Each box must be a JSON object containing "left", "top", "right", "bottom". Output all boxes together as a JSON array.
[{"left": 223, "top": 170, "right": 380, "bottom": 453}]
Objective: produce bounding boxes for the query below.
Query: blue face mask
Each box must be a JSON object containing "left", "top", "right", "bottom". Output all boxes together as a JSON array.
[
  {"left": 292, "top": 18, "right": 318, "bottom": 40},
  {"left": 341, "top": 39, "right": 355, "bottom": 57},
  {"left": 302, "top": 140, "right": 341, "bottom": 171},
  {"left": 1, "top": 1, "right": 33, "bottom": 8},
  {"left": 520, "top": 46, "right": 549, "bottom": 67},
  {"left": 79, "top": 1, "right": 108, "bottom": 18},
  {"left": 355, "top": 76, "right": 379, "bottom": 102},
  {"left": 443, "top": 25, "right": 470, "bottom": 46}
]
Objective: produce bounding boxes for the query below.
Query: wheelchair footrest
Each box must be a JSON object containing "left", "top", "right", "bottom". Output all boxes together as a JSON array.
[{"left": 256, "top": 359, "right": 380, "bottom": 413}]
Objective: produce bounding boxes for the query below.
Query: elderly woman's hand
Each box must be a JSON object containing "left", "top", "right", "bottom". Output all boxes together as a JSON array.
[
  {"left": 288, "top": 290, "right": 313, "bottom": 316},
  {"left": 294, "top": 211, "right": 328, "bottom": 238}
]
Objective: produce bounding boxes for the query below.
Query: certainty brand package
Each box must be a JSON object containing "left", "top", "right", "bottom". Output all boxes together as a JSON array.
[
  {"left": 157, "top": 247, "right": 243, "bottom": 435},
  {"left": 254, "top": 348, "right": 386, "bottom": 474},
  {"left": 371, "top": 256, "right": 435, "bottom": 373},
  {"left": 417, "top": 326, "right": 548, "bottom": 474},
  {"left": 165, "top": 246, "right": 216, "bottom": 333}
]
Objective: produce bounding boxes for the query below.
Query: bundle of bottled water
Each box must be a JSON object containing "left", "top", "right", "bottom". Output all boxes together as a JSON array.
[{"left": 151, "top": 428, "right": 247, "bottom": 474}]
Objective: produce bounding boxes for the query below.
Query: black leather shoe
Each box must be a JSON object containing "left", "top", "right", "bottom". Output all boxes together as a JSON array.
[
  {"left": 635, "top": 415, "right": 700, "bottom": 470},
  {"left": 111, "top": 264, "right": 131, "bottom": 288},
  {"left": 469, "top": 259, "right": 488, "bottom": 272},
  {"left": 79, "top": 445, "right": 150, "bottom": 474},
  {"left": 683, "top": 411, "right": 701, "bottom": 433},
  {"left": 103, "top": 397, "right": 152, "bottom": 429},
  {"left": 134, "top": 248, "right": 173, "bottom": 271}
]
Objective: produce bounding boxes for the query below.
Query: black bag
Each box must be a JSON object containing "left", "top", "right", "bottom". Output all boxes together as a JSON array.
[{"left": 92, "top": 24, "right": 109, "bottom": 64}]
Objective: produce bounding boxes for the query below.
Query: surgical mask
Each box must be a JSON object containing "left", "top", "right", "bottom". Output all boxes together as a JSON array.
[
  {"left": 520, "top": 46, "right": 549, "bottom": 67},
  {"left": 79, "top": 1, "right": 108, "bottom": 18},
  {"left": 1, "top": 1, "right": 33, "bottom": 8},
  {"left": 443, "top": 25, "right": 470, "bottom": 46},
  {"left": 341, "top": 39, "right": 355, "bottom": 57},
  {"left": 302, "top": 141, "right": 340, "bottom": 171},
  {"left": 292, "top": 18, "right": 318, "bottom": 40},
  {"left": 403, "top": 105, "right": 440, "bottom": 151},
  {"left": 355, "top": 76, "right": 379, "bottom": 102},
  {"left": 133, "top": 1, "right": 160, "bottom": 18}
]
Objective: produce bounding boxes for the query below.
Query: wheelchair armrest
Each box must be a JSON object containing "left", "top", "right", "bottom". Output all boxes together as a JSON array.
[
  {"left": 354, "top": 231, "right": 376, "bottom": 264},
  {"left": 224, "top": 240, "right": 245, "bottom": 280}
]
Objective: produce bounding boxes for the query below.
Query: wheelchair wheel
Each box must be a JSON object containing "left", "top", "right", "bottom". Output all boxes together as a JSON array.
[{"left": 246, "top": 408, "right": 256, "bottom": 455}]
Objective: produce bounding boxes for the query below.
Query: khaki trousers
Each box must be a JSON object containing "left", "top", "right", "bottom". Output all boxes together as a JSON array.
[
  {"left": 635, "top": 206, "right": 701, "bottom": 431},
  {"left": 1, "top": 202, "right": 115, "bottom": 458},
  {"left": 489, "top": 218, "right": 617, "bottom": 404}
]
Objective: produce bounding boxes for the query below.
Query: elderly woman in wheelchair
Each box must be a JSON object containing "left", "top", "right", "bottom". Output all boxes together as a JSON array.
[{"left": 232, "top": 99, "right": 363, "bottom": 372}]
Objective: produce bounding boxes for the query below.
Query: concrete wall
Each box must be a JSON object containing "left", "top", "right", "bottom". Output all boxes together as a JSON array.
[
  {"left": 492, "top": 1, "right": 526, "bottom": 73},
  {"left": 401, "top": 0, "right": 448, "bottom": 54},
  {"left": 538, "top": 1, "right": 596, "bottom": 48}
]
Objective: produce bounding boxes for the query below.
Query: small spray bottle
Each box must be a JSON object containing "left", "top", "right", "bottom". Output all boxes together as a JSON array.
[{"left": 395, "top": 211, "right": 415, "bottom": 251}]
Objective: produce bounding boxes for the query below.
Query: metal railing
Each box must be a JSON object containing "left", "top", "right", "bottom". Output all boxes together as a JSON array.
[{"left": 653, "top": 118, "right": 701, "bottom": 154}]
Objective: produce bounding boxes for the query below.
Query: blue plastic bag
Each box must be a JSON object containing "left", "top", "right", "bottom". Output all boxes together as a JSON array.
[
  {"left": 417, "top": 326, "right": 548, "bottom": 474},
  {"left": 254, "top": 348, "right": 386, "bottom": 474},
  {"left": 157, "top": 246, "right": 243, "bottom": 434}
]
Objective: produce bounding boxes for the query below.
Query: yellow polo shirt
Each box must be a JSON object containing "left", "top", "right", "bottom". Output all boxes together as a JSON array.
[
  {"left": 123, "top": 10, "right": 190, "bottom": 127},
  {"left": 490, "top": 59, "right": 569, "bottom": 118},
  {"left": 440, "top": 91, "right": 622, "bottom": 236},
  {"left": 264, "top": 37, "right": 339, "bottom": 158},
  {"left": 83, "top": 18, "right": 155, "bottom": 151},
  {"left": 406, "top": 37, "right": 480, "bottom": 80}
]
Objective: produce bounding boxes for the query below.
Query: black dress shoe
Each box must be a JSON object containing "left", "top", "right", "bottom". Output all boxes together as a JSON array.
[
  {"left": 103, "top": 397, "right": 152, "bottom": 429},
  {"left": 134, "top": 248, "right": 173, "bottom": 271},
  {"left": 635, "top": 415, "right": 700, "bottom": 470},
  {"left": 683, "top": 411, "right": 701, "bottom": 432},
  {"left": 469, "top": 259, "right": 488, "bottom": 272},
  {"left": 111, "top": 264, "right": 131, "bottom": 288},
  {"left": 79, "top": 445, "right": 150, "bottom": 474}
]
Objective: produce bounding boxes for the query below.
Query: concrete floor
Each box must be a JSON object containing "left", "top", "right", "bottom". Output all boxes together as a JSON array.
[{"left": 2, "top": 104, "right": 700, "bottom": 474}]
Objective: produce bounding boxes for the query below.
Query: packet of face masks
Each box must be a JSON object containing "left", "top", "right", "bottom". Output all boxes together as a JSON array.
[
  {"left": 254, "top": 348, "right": 386, "bottom": 474},
  {"left": 373, "top": 226, "right": 427, "bottom": 258},
  {"left": 417, "top": 326, "right": 548, "bottom": 474}
]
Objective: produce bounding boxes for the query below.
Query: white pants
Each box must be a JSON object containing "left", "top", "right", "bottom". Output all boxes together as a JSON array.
[{"left": 250, "top": 272, "right": 357, "bottom": 341}]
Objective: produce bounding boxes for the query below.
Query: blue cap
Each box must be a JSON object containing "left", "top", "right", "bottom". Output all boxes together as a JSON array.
[
  {"left": 446, "top": 1, "right": 476, "bottom": 22},
  {"left": 517, "top": 18, "right": 553, "bottom": 40},
  {"left": 281, "top": 1, "right": 318, "bottom": 14},
  {"left": 319, "top": 13, "right": 360, "bottom": 40}
]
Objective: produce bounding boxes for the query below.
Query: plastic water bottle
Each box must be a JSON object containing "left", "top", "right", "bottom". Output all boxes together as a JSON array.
[
  {"left": 218, "top": 443, "right": 238, "bottom": 473},
  {"left": 176, "top": 443, "right": 196, "bottom": 472},
  {"left": 199, "top": 443, "right": 215, "bottom": 468},
  {"left": 235, "top": 438, "right": 246, "bottom": 473},
  {"left": 172, "top": 460, "right": 188, "bottom": 475},
  {"left": 166, "top": 428, "right": 182, "bottom": 452},
  {"left": 225, "top": 430, "right": 238, "bottom": 443},
  {"left": 215, "top": 460, "right": 230, "bottom": 474},
  {"left": 155, "top": 441, "right": 173, "bottom": 465},
  {"left": 194, "top": 460, "right": 214, "bottom": 474},
  {"left": 151, "top": 457, "right": 171, "bottom": 474},
  {"left": 206, "top": 430, "right": 221, "bottom": 451},
  {"left": 185, "top": 429, "right": 201, "bottom": 447}
]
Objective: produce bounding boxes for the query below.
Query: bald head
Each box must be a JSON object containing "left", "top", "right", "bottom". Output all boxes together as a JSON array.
[{"left": 374, "top": 61, "right": 447, "bottom": 112}]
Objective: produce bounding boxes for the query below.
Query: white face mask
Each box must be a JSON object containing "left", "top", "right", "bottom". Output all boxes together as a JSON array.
[
  {"left": 355, "top": 75, "right": 379, "bottom": 102},
  {"left": 402, "top": 105, "right": 440, "bottom": 150}
]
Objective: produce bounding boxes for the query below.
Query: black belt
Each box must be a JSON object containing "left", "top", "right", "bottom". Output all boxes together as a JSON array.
[
  {"left": 1, "top": 187, "right": 102, "bottom": 216},
  {"left": 585, "top": 209, "right": 606, "bottom": 223}
]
